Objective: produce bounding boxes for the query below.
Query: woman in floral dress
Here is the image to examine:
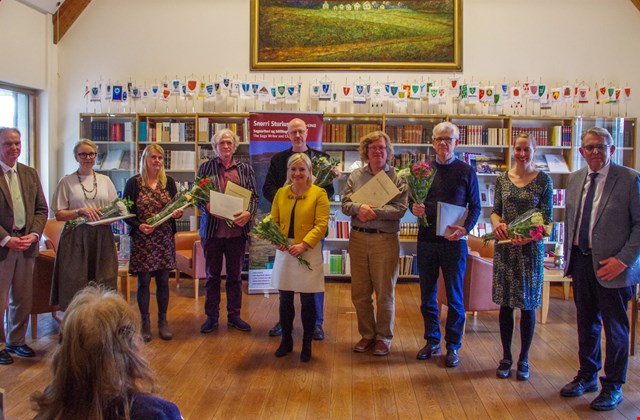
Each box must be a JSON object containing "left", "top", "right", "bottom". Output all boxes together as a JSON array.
[
  {"left": 124, "top": 144, "right": 183, "bottom": 342},
  {"left": 490, "top": 133, "right": 553, "bottom": 381}
]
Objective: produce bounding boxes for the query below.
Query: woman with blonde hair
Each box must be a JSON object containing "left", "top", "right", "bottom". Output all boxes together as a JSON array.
[
  {"left": 31, "top": 286, "right": 181, "bottom": 419},
  {"left": 51, "top": 139, "right": 119, "bottom": 310},
  {"left": 270, "top": 153, "right": 329, "bottom": 362},
  {"left": 123, "top": 144, "right": 182, "bottom": 342}
]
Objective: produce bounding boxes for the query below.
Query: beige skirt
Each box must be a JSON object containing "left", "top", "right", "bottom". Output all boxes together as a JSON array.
[{"left": 271, "top": 244, "right": 324, "bottom": 293}]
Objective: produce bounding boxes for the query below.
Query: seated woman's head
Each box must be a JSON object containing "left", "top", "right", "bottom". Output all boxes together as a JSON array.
[{"left": 32, "top": 286, "right": 156, "bottom": 419}]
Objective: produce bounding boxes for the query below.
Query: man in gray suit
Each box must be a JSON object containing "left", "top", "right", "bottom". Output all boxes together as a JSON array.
[
  {"left": 560, "top": 127, "right": 640, "bottom": 411},
  {"left": 0, "top": 127, "right": 48, "bottom": 365}
]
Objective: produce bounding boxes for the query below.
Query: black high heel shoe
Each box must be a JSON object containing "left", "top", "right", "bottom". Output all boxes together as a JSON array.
[
  {"left": 496, "top": 359, "right": 512, "bottom": 379},
  {"left": 516, "top": 361, "right": 530, "bottom": 381}
]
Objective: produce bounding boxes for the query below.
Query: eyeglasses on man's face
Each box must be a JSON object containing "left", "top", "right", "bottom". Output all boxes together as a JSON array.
[
  {"left": 433, "top": 137, "right": 455, "bottom": 144},
  {"left": 582, "top": 144, "right": 610, "bottom": 153},
  {"left": 368, "top": 145, "right": 387, "bottom": 152},
  {"left": 288, "top": 129, "right": 307, "bottom": 136},
  {"left": 77, "top": 152, "right": 97, "bottom": 159}
]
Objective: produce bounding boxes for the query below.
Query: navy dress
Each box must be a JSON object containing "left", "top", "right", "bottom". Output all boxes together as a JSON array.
[{"left": 492, "top": 171, "right": 553, "bottom": 310}]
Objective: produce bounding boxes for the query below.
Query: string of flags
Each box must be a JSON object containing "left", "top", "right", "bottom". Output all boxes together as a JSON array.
[{"left": 83, "top": 76, "right": 632, "bottom": 109}]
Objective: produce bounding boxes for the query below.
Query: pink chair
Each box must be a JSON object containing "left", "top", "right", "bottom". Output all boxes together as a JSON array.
[{"left": 174, "top": 231, "right": 225, "bottom": 299}]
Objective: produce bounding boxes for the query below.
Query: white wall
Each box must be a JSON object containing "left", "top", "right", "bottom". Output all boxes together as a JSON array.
[
  {"left": 53, "top": 0, "right": 640, "bottom": 178},
  {"left": 0, "top": 0, "right": 57, "bottom": 199}
]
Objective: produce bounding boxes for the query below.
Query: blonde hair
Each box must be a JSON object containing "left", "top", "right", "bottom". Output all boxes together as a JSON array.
[
  {"left": 286, "top": 153, "right": 313, "bottom": 186},
  {"left": 139, "top": 144, "right": 167, "bottom": 188},
  {"left": 358, "top": 131, "right": 394, "bottom": 164},
  {"left": 31, "top": 286, "right": 157, "bottom": 420},
  {"left": 73, "top": 139, "right": 97, "bottom": 155}
]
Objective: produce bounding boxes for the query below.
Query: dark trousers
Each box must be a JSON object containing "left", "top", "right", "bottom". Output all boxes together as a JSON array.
[
  {"left": 570, "top": 247, "right": 634, "bottom": 387},
  {"left": 137, "top": 269, "right": 170, "bottom": 316},
  {"left": 314, "top": 292, "right": 324, "bottom": 327},
  {"left": 279, "top": 290, "right": 316, "bottom": 341},
  {"left": 418, "top": 240, "right": 468, "bottom": 350},
  {"left": 202, "top": 236, "right": 246, "bottom": 320}
]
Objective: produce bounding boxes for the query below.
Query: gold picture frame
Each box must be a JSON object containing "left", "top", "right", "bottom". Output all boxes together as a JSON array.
[{"left": 250, "top": 0, "right": 462, "bottom": 71}]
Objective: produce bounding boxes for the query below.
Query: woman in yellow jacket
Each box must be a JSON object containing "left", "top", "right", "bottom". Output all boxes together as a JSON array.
[{"left": 271, "top": 153, "right": 329, "bottom": 362}]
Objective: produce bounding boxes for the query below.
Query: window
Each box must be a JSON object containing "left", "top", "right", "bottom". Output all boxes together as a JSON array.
[{"left": 0, "top": 83, "right": 36, "bottom": 165}]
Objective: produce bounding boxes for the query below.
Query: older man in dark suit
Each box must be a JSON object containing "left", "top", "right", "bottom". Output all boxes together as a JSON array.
[
  {"left": 0, "top": 127, "right": 48, "bottom": 365},
  {"left": 560, "top": 127, "right": 640, "bottom": 411}
]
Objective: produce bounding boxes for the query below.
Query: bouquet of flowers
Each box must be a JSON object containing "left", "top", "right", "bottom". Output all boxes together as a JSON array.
[
  {"left": 312, "top": 156, "right": 341, "bottom": 188},
  {"left": 396, "top": 161, "right": 437, "bottom": 226},
  {"left": 252, "top": 215, "right": 311, "bottom": 270},
  {"left": 146, "top": 176, "right": 218, "bottom": 226},
  {"left": 67, "top": 197, "right": 133, "bottom": 229},
  {"left": 482, "top": 209, "right": 552, "bottom": 245}
]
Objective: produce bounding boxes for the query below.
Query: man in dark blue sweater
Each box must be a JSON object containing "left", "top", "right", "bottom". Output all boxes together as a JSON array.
[{"left": 413, "top": 122, "right": 481, "bottom": 368}]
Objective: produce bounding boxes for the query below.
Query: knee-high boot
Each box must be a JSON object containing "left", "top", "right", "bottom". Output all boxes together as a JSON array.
[
  {"left": 275, "top": 291, "right": 294, "bottom": 357},
  {"left": 300, "top": 293, "right": 317, "bottom": 362}
]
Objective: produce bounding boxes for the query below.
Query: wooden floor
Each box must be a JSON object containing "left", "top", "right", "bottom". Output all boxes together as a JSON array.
[{"left": 2, "top": 281, "right": 640, "bottom": 419}]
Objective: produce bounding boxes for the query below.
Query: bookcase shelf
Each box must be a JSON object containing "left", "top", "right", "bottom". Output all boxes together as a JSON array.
[{"left": 81, "top": 112, "right": 636, "bottom": 280}]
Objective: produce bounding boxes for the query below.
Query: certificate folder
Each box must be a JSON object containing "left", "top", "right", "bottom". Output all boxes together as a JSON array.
[
  {"left": 349, "top": 170, "right": 400, "bottom": 208},
  {"left": 436, "top": 202, "right": 468, "bottom": 237}
]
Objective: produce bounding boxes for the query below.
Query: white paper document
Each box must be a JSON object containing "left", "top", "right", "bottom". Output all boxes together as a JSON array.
[
  {"left": 349, "top": 170, "right": 400, "bottom": 208},
  {"left": 210, "top": 190, "right": 243, "bottom": 220},
  {"left": 436, "top": 201, "right": 468, "bottom": 237},
  {"left": 225, "top": 181, "right": 252, "bottom": 211}
]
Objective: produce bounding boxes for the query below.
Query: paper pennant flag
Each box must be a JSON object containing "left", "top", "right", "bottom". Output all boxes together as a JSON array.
[
  {"left": 258, "top": 81, "right": 270, "bottom": 102},
  {"left": 222, "top": 78, "right": 231, "bottom": 91},
  {"left": 396, "top": 89, "right": 407, "bottom": 105},
  {"left": 112, "top": 85, "right": 123, "bottom": 101},
  {"left": 171, "top": 80, "right": 180, "bottom": 94},
  {"left": 354, "top": 84, "right": 366, "bottom": 104},
  {"left": 438, "top": 87, "right": 447, "bottom": 104},
  {"left": 370, "top": 84, "right": 384, "bottom": 105},
  {"left": 499, "top": 83, "right": 509, "bottom": 98},
  {"left": 150, "top": 84, "right": 159, "bottom": 98},
  {"left": 240, "top": 82, "right": 251, "bottom": 99},
  {"left": 562, "top": 85, "right": 573, "bottom": 100},
  {"left": 449, "top": 76, "right": 460, "bottom": 92},
  {"left": 104, "top": 84, "right": 112, "bottom": 101},
  {"left": 389, "top": 85, "right": 399, "bottom": 98},
  {"left": 623, "top": 86, "right": 632, "bottom": 101},
  {"left": 460, "top": 84, "right": 468, "bottom": 99},
  {"left": 467, "top": 84, "right": 479, "bottom": 104},
  {"left": 319, "top": 82, "right": 331, "bottom": 101},
  {"left": 428, "top": 87, "right": 439, "bottom": 104},
  {"left": 538, "top": 84, "right": 547, "bottom": 98},
  {"left": 577, "top": 86, "right": 589, "bottom": 104},
  {"left": 204, "top": 83, "right": 217, "bottom": 102},
  {"left": 90, "top": 85, "right": 101, "bottom": 102},
  {"left": 229, "top": 81, "right": 240, "bottom": 97},
  {"left": 285, "top": 84, "right": 298, "bottom": 104},
  {"left": 510, "top": 86, "right": 522, "bottom": 105},
  {"left": 131, "top": 86, "right": 141, "bottom": 100},
  {"left": 310, "top": 84, "right": 320, "bottom": 98},
  {"left": 186, "top": 79, "right": 198, "bottom": 94},
  {"left": 551, "top": 88, "right": 561, "bottom": 102},
  {"left": 141, "top": 89, "right": 149, "bottom": 99},
  {"left": 276, "top": 84, "right": 286, "bottom": 100},
  {"left": 251, "top": 83, "right": 260, "bottom": 96},
  {"left": 161, "top": 88, "right": 171, "bottom": 101},
  {"left": 199, "top": 82, "right": 207, "bottom": 98},
  {"left": 410, "top": 84, "right": 421, "bottom": 99}
]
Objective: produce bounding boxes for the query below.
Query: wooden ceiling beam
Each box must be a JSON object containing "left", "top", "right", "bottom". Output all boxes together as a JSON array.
[{"left": 52, "top": 0, "right": 91, "bottom": 44}]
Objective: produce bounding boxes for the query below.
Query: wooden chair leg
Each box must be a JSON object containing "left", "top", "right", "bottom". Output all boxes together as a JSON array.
[
  {"left": 631, "top": 286, "right": 637, "bottom": 356},
  {"left": 31, "top": 314, "right": 38, "bottom": 339},
  {"left": 175, "top": 269, "right": 181, "bottom": 288},
  {"left": 195, "top": 278, "right": 199, "bottom": 300}
]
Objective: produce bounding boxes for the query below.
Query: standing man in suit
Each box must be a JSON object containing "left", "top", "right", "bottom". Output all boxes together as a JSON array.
[
  {"left": 560, "top": 127, "right": 640, "bottom": 411},
  {"left": 0, "top": 127, "right": 48, "bottom": 364},
  {"left": 262, "top": 118, "right": 334, "bottom": 340}
]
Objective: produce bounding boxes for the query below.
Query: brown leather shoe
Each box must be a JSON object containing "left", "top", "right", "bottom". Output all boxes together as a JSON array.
[
  {"left": 353, "top": 338, "right": 375, "bottom": 353},
  {"left": 372, "top": 340, "right": 391, "bottom": 356}
]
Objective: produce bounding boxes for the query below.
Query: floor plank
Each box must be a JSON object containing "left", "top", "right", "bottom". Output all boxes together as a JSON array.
[{"left": 2, "top": 282, "right": 640, "bottom": 419}]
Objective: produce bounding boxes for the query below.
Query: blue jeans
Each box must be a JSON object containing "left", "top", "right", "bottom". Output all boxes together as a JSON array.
[{"left": 418, "top": 240, "right": 467, "bottom": 350}]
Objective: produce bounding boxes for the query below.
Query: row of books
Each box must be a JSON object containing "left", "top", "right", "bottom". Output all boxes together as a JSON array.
[
  {"left": 399, "top": 223, "right": 419, "bottom": 238},
  {"left": 139, "top": 121, "right": 196, "bottom": 143},
  {"left": 322, "top": 123, "right": 382, "bottom": 143},
  {"left": 197, "top": 119, "right": 245, "bottom": 143},
  {"left": 552, "top": 189, "right": 566, "bottom": 207},
  {"left": 511, "top": 126, "right": 572, "bottom": 147},
  {"left": 458, "top": 125, "right": 509, "bottom": 146},
  {"left": 393, "top": 152, "right": 428, "bottom": 169},
  {"left": 322, "top": 250, "right": 418, "bottom": 277},
  {"left": 329, "top": 220, "right": 351, "bottom": 239},
  {"left": 89, "top": 121, "right": 135, "bottom": 142},
  {"left": 133, "top": 150, "right": 196, "bottom": 171},
  {"left": 385, "top": 124, "right": 434, "bottom": 144}
]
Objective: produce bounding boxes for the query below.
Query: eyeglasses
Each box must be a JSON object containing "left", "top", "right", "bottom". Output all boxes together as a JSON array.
[
  {"left": 288, "top": 129, "right": 307, "bottom": 135},
  {"left": 77, "top": 152, "right": 97, "bottom": 159},
  {"left": 368, "top": 146, "right": 387, "bottom": 151},
  {"left": 582, "top": 144, "right": 610, "bottom": 153},
  {"left": 433, "top": 137, "right": 455, "bottom": 144}
]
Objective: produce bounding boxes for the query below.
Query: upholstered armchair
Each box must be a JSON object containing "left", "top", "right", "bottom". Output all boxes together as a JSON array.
[
  {"left": 31, "top": 219, "right": 64, "bottom": 338},
  {"left": 437, "top": 235, "right": 499, "bottom": 322},
  {"left": 175, "top": 231, "right": 226, "bottom": 299}
]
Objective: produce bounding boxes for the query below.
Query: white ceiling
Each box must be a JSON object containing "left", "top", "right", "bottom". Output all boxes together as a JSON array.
[{"left": 15, "top": 0, "right": 65, "bottom": 14}]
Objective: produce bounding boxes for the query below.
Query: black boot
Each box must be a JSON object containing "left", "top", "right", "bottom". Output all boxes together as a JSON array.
[
  {"left": 158, "top": 313, "right": 173, "bottom": 341},
  {"left": 275, "top": 291, "right": 294, "bottom": 358},
  {"left": 300, "top": 293, "right": 316, "bottom": 362},
  {"left": 140, "top": 314, "right": 151, "bottom": 343}
]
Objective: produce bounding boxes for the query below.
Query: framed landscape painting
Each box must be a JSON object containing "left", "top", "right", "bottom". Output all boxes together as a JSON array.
[{"left": 250, "top": 0, "right": 462, "bottom": 71}]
